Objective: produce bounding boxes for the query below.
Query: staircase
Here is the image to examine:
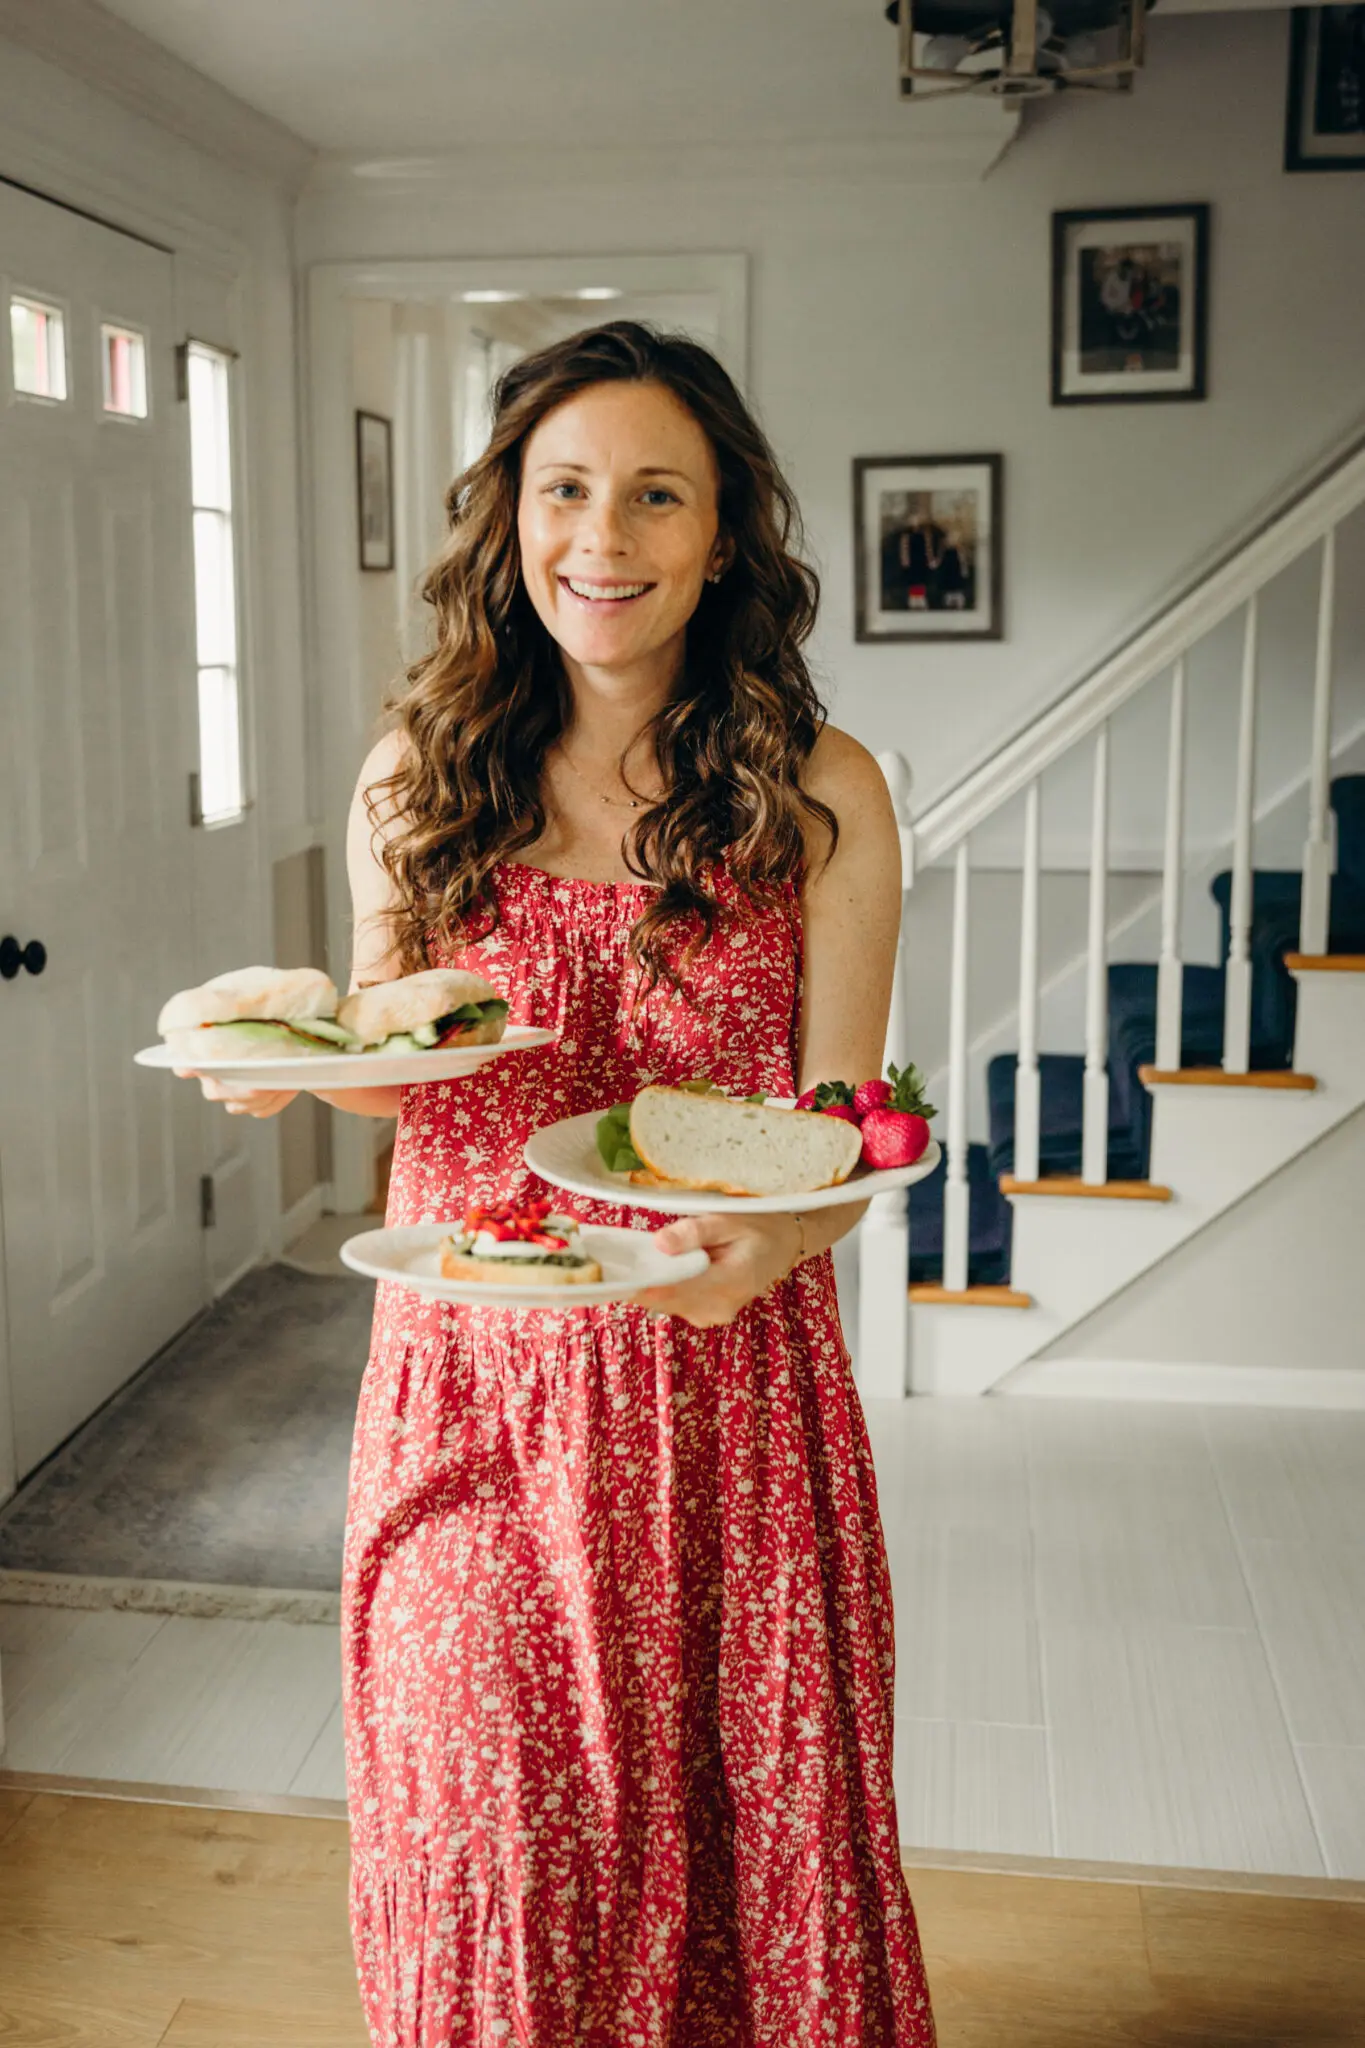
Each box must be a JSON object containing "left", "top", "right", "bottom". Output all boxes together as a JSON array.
[{"left": 857, "top": 426, "right": 1365, "bottom": 1400}]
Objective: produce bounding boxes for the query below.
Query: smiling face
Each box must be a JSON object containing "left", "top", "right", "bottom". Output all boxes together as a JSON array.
[{"left": 516, "top": 379, "right": 726, "bottom": 687}]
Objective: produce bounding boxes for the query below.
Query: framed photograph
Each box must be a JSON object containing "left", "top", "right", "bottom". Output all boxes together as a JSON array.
[
  {"left": 1051, "top": 204, "right": 1210, "bottom": 406},
  {"left": 853, "top": 454, "right": 1002, "bottom": 644},
  {"left": 355, "top": 409, "right": 394, "bottom": 571},
  {"left": 1285, "top": 7, "right": 1365, "bottom": 171}
]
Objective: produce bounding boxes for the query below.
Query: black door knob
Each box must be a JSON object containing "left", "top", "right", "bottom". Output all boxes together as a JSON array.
[{"left": 0, "top": 936, "right": 47, "bottom": 980}]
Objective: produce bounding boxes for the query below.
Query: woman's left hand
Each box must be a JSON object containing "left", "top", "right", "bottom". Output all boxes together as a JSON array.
[{"left": 632, "top": 1211, "right": 802, "bottom": 1329}]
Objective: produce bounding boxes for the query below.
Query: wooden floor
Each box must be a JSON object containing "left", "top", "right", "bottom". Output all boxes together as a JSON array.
[{"left": 2, "top": 1788, "right": 1363, "bottom": 2047}]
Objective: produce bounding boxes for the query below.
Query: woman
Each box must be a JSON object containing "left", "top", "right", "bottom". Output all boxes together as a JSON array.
[{"left": 203, "top": 322, "right": 936, "bottom": 2046}]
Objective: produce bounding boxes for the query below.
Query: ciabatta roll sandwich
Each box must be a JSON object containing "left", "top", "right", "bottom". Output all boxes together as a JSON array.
[
  {"left": 158, "top": 966, "right": 353, "bottom": 1060},
  {"left": 337, "top": 970, "right": 509, "bottom": 1055}
]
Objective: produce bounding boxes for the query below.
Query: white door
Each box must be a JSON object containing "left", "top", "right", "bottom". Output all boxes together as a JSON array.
[{"left": 0, "top": 182, "right": 207, "bottom": 1485}]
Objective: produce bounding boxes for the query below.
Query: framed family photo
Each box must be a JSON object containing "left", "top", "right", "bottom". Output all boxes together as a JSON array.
[
  {"left": 355, "top": 409, "right": 395, "bottom": 571},
  {"left": 853, "top": 454, "right": 1003, "bottom": 644},
  {"left": 1051, "top": 204, "right": 1210, "bottom": 406},
  {"left": 1285, "top": 6, "right": 1365, "bottom": 171}
]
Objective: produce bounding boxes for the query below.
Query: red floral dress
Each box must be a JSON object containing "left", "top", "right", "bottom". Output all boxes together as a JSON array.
[{"left": 342, "top": 857, "right": 937, "bottom": 2047}]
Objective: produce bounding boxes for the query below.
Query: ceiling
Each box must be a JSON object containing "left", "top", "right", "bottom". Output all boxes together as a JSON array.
[{"left": 94, "top": 0, "right": 926, "bottom": 156}]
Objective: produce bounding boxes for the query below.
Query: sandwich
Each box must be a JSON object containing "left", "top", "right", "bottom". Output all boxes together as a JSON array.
[
  {"left": 597, "top": 1082, "right": 863, "bottom": 1198},
  {"left": 337, "top": 970, "right": 509, "bottom": 1056},
  {"left": 439, "top": 1197, "right": 602, "bottom": 1286},
  {"left": 158, "top": 965, "right": 355, "bottom": 1061}
]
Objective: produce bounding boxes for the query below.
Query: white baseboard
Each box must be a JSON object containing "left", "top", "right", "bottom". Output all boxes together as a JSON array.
[{"left": 1000, "top": 1357, "right": 1365, "bottom": 1409}]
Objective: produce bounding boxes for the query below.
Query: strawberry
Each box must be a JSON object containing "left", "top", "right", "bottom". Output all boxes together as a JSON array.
[
  {"left": 853, "top": 1077, "right": 893, "bottom": 1120},
  {"left": 795, "top": 1079, "right": 855, "bottom": 1115},
  {"left": 820, "top": 1103, "right": 861, "bottom": 1128},
  {"left": 858, "top": 1062, "right": 936, "bottom": 1171}
]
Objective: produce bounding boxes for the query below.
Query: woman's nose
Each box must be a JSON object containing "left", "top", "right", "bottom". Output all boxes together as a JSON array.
[{"left": 579, "top": 498, "right": 632, "bottom": 556}]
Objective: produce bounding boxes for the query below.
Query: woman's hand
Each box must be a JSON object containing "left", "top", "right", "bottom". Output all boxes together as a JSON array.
[
  {"left": 632, "top": 1211, "right": 802, "bottom": 1329},
  {"left": 174, "top": 1072, "right": 299, "bottom": 1119}
]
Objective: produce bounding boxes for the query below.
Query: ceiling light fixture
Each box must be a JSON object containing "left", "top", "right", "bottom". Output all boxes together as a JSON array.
[
  {"left": 460, "top": 289, "right": 527, "bottom": 304},
  {"left": 572, "top": 288, "right": 624, "bottom": 301},
  {"left": 887, "top": 0, "right": 1150, "bottom": 101}
]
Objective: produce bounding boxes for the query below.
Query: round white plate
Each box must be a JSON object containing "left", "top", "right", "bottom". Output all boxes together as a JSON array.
[
  {"left": 524, "top": 1110, "right": 942, "bottom": 1215},
  {"left": 339, "top": 1221, "right": 709, "bottom": 1306},
  {"left": 134, "top": 1025, "right": 555, "bottom": 1091}
]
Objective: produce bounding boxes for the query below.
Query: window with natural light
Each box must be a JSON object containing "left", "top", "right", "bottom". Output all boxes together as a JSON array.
[
  {"left": 101, "top": 322, "right": 148, "bottom": 418},
  {"left": 187, "top": 342, "right": 245, "bottom": 824},
  {"left": 10, "top": 295, "right": 68, "bottom": 401}
]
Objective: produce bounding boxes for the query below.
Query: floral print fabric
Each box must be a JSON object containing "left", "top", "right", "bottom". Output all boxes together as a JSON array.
[{"left": 343, "top": 858, "right": 936, "bottom": 2046}]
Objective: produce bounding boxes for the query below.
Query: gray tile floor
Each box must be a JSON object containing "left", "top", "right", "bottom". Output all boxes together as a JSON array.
[{"left": 1, "top": 1395, "right": 1362, "bottom": 1876}]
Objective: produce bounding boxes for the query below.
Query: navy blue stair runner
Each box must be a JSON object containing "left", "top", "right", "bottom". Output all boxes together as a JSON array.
[{"left": 907, "top": 772, "right": 1365, "bottom": 1289}]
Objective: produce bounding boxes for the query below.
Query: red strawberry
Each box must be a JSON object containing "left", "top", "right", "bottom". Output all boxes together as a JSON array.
[
  {"left": 859, "top": 1108, "right": 931, "bottom": 1169},
  {"left": 820, "top": 1103, "right": 861, "bottom": 1128},
  {"left": 853, "top": 1077, "right": 893, "bottom": 1120},
  {"left": 794, "top": 1086, "right": 818, "bottom": 1112},
  {"left": 859, "top": 1061, "right": 936, "bottom": 1170}
]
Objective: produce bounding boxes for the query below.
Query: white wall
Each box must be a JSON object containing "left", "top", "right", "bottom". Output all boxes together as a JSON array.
[{"left": 296, "top": 12, "right": 1365, "bottom": 830}]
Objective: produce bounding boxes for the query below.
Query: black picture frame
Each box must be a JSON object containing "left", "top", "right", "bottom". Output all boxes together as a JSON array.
[
  {"left": 355, "top": 409, "right": 395, "bottom": 572},
  {"left": 853, "top": 453, "right": 1003, "bottom": 644},
  {"left": 1285, "top": 7, "right": 1365, "bottom": 172},
  {"left": 1050, "top": 203, "right": 1210, "bottom": 407}
]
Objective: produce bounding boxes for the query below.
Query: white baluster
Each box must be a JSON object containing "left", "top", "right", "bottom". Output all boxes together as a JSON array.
[
  {"left": 1224, "top": 593, "right": 1259, "bottom": 1074},
  {"left": 1013, "top": 780, "right": 1042, "bottom": 1182},
  {"left": 1155, "top": 656, "right": 1187, "bottom": 1071},
  {"left": 1300, "top": 529, "right": 1336, "bottom": 957},
  {"left": 944, "top": 839, "right": 971, "bottom": 1291},
  {"left": 858, "top": 751, "right": 914, "bottom": 1397},
  {"left": 1081, "top": 724, "right": 1110, "bottom": 1185}
]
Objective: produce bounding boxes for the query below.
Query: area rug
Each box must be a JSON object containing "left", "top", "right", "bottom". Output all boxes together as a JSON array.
[{"left": 0, "top": 1264, "right": 374, "bottom": 1615}]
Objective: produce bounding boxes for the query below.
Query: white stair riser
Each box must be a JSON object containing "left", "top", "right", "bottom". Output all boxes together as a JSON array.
[{"left": 1292, "top": 971, "right": 1365, "bottom": 1088}]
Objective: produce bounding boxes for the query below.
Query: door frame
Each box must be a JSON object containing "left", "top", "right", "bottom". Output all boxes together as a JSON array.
[{"left": 301, "top": 251, "right": 748, "bottom": 1209}]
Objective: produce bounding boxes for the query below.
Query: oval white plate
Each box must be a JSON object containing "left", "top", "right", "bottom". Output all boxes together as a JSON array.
[
  {"left": 524, "top": 1109, "right": 942, "bottom": 1215},
  {"left": 134, "top": 1025, "right": 555, "bottom": 1091},
  {"left": 339, "top": 1221, "right": 709, "bottom": 1306}
]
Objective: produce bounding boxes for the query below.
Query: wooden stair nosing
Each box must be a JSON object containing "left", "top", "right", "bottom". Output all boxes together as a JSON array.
[
  {"left": 999, "top": 1175, "right": 1173, "bottom": 1202},
  {"left": 1138, "top": 1066, "right": 1317, "bottom": 1091},
  {"left": 909, "top": 1283, "right": 1033, "bottom": 1309},
  {"left": 1285, "top": 953, "right": 1365, "bottom": 973}
]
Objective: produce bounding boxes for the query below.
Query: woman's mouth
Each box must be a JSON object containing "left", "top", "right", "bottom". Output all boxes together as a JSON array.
[{"left": 558, "top": 575, "right": 655, "bottom": 609}]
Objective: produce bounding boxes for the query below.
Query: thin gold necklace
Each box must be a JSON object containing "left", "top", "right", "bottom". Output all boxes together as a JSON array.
[{"left": 556, "top": 744, "right": 661, "bottom": 813}]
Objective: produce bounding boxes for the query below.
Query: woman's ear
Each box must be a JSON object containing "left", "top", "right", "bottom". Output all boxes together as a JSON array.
[{"left": 706, "top": 535, "right": 735, "bottom": 584}]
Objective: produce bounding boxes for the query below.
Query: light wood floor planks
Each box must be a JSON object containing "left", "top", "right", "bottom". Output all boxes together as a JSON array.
[{"left": 2, "top": 1791, "right": 1363, "bottom": 2047}]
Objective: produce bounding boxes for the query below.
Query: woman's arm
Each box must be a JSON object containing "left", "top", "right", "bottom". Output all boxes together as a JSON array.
[{"left": 635, "top": 728, "right": 902, "bottom": 1325}]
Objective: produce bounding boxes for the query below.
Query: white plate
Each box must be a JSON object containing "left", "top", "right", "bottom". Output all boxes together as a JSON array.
[
  {"left": 524, "top": 1109, "right": 942, "bottom": 1215},
  {"left": 339, "top": 1221, "right": 710, "bottom": 1306},
  {"left": 133, "top": 1025, "right": 555, "bottom": 1091}
]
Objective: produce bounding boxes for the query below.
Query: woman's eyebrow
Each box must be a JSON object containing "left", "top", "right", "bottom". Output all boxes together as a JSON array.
[{"left": 529, "top": 460, "right": 694, "bottom": 481}]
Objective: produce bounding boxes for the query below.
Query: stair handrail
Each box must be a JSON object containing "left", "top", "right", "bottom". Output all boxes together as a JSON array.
[{"left": 913, "top": 426, "right": 1365, "bottom": 870}]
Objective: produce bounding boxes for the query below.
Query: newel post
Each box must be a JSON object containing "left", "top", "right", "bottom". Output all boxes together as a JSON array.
[{"left": 856, "top": 750, "right": 915, "bottom": 1399}]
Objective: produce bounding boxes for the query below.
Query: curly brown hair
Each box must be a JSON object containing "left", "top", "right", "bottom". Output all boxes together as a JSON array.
[{"left": 372, "top": 319, "right": 836, "bottom": 984}]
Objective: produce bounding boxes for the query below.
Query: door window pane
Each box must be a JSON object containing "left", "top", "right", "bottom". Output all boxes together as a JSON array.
[
  {"left": 101, "top": 322, "right": 148, "bottom": 417},
  {"left": 196, "top": 668, "right": 244, "bottom": 824},
  {"left": 187, "top": 342, "right": 244, "bottom": 824},
  {"left": 10, "top": 295, "right": 68, "bottom": 401}
]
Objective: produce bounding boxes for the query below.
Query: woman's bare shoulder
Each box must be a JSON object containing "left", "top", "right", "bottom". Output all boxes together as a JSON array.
[{"left": 802, "top": 722, "right": 890, "bottom": 808}]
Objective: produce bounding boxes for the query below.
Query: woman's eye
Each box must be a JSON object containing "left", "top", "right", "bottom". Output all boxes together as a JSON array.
[
  {"left": 642, "top": 489, "right": 679, "bottom": 507},
  {"left": 547, "top": 481, "right": 584, "bottom": 500}
]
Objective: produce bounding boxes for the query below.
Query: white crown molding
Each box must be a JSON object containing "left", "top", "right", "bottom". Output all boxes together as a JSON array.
[
  {"left": 303, "top": 114, "right": 1021, "bottom": 201},
  {"left": 0, "top": 0, "right": 315, "bottom": 194}
]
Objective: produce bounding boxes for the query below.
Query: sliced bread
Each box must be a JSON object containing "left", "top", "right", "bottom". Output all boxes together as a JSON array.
[{"left": 628, "top": 1086, "right": 862, "bottom": 1197}]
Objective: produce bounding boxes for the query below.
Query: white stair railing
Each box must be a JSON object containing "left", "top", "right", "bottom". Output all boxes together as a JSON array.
[
  {"left": 853, "top": 425, "right": 1365, "bottom": 1375},
  {"left": 1301, "top": 530, "right": 1336, "bottom": 957},
  {"left": 1223, "top": 595, "right": 1260, "bottom": 1074}
]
